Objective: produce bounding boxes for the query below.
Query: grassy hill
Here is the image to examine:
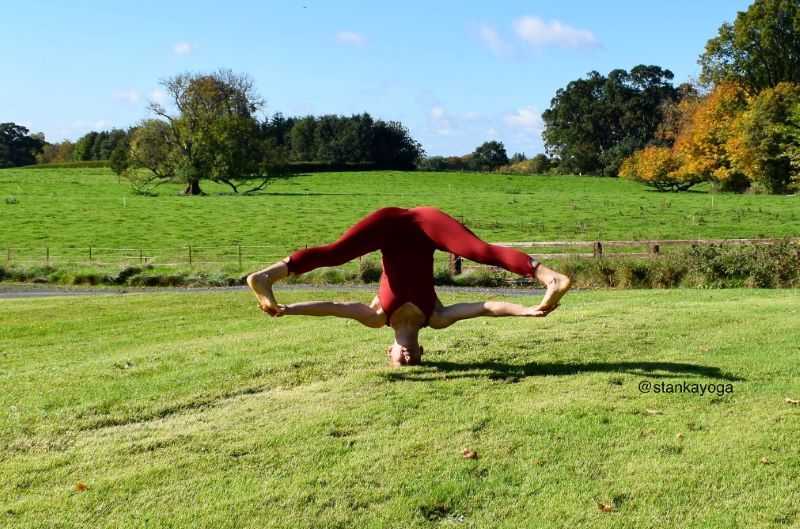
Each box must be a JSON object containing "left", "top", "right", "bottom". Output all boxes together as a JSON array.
[{"left": 1, "top": 288, "right": 798, "bottom": 527}]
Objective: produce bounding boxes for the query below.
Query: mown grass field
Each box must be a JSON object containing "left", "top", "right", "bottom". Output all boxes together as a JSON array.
[
  {"left": 1, "top": 168, "right": 799, "bottom": 265},
  {"left": 2, "top": 289, "right": 798, "bottom": 528}
]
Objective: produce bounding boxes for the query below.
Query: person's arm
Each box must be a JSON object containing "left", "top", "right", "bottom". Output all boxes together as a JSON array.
[
  {"left": 272, "top": 296, "right": 386, "bottom": 328},
  {"left": 428, "top": 300, "right": 555, "bottom": 329}
]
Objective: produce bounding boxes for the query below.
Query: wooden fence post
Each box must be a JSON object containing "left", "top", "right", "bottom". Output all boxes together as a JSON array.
[
  {"left": 140, "top": 249, "right": 144, "bottom": 264},
  {"left": 651, "top": 244, "right": 660, "bottom": 256},
  {"left": 188, "top": 246, "right": 193, "bottom": 267},
  {"left": 6, "top": 247, "right": 10, "bottom": 264},
  {"left": 593, "top": 242, "right": 603, "bottom": 258},
  {"left": 89, "top": 247, "right": 92, "bottom": 262},
  {"left": 449, "top": 254, "right": 462, "bottom": 275},
  {"left": 45, "top": 247, "right": 49, "bottom": 266},
  {"left": 237, "top": 245, "right": 242, "bottom": 269}
]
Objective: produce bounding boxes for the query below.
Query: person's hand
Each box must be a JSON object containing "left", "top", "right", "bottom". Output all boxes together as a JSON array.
[
  {"left": 260, "top": 303, "right": 287, "bottom": 317},
  {"left": 529, "top": 303, "right": 559, "bottom": 317}
]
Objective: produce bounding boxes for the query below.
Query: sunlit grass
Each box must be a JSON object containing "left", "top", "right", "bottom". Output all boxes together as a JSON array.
[
  {"left": 1, "top": 168, "right": 799, "bottom": 267},
  {"left": 1, "top": 289, "right": 798, "bottom": 528}
]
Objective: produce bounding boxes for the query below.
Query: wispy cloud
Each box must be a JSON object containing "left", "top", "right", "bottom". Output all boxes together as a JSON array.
[
  {"left": 513, "top": 16, "right": 599, "bottom": 49},
  {"left": 473, "top": 23, "right": 516, "bottom": 59},
  {"left": 150, "top": 89, "right": 167, "bottom": 105},
  {"left": 59, "top": 119, "right": 113, "bottom": 137},
  {"left": 429, "top": 105, "right": 479, "bottom": 137},
  {"left": 502, "top": 106, "right": 543, "bottom": 132},
  {"left": 172, "top": 41, "right": 199, "bottom": 55},
  {"left": 335, "top": 31, "right": 367, "bottom": 45},
  {"left": 113, "top": 90, "right": 140, "bottom": 104}
]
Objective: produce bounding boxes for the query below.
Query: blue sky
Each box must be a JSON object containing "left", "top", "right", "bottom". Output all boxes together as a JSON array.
[{"left": 1, "top": 0, "right": 752, "bottom": 156}]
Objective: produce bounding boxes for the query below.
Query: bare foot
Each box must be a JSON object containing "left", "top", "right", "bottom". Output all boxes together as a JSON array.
[
  {"left": 537, "top": 272, "right": 571, "bottom": 312},
  {"left": 246, "top": 271, "right": 282, "bottom": 314}
]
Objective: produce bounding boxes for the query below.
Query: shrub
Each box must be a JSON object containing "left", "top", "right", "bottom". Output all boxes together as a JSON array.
[
  {"left": 358, "top": 258, "right": 382, "bottom": 283},
  {"left": 457, "top": 266, "right": 506, "bottom": 287},
  {"left": 433, "top": 265, "right": 456, "bottom": 286}
]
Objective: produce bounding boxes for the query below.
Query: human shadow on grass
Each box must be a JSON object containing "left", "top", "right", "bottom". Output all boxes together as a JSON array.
[{"left": 384, "top": 359, "right": 744, "bottom": 383}]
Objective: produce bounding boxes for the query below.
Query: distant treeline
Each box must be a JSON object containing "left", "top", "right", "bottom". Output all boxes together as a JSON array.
[{"left": 26, "top": 112, "right": 423, "bottom": 172}]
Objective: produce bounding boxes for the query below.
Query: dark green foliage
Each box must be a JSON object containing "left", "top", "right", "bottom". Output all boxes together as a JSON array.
[
  {"left": 24, "top": 160, "right": 111, "bottom": 169},
  {"left": 542, "top": 65, "right": 679, "bottom": 176},
  {"left": 564, "top": 241, "right": 800, "bottom": 289},
  {"left": 267, "top": 113, "right": 423, "bottom": 168},
  {"left": 699, "top": 0, "right": 800, "bottom": 94},
  {"left": 0, "top": 123, "right": 45, "bottom": 167},
  {"left": 471, "top": 141, "right": 509, "bottom": 171},
  {"left": 357, "top": 258, "right": 382, "bottom": 283}
]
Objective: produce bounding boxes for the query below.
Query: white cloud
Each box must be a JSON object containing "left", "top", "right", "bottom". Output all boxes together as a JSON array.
[
  {"left": 475, "top": 23, "right": 516, "bottom": 59},
  {"left": 150, "top": 89, "right": 167, "bottom": 105},
  {"left": 502, "top": 106, "right": 543, "bottom": 132},
  {"left": 429, "top": 106, "right": 453, "bottom": 136},
  {"left": 513, "top": 16, "right": 599, "bottom": 49},
  {"left": 172, "top": 41, "right": 199, "bottom": 55},
  {"left": 59, "top": 119, "right": 113, "bottom": 137},
  {"left": 335, "top": 31, "right": 367, "bottom": 45},
  {"left": 427, "top": 106, "right": 480, "bottom": 137},
  {"left": 113, "top": 90, "right": 140, "bottom": 104}
]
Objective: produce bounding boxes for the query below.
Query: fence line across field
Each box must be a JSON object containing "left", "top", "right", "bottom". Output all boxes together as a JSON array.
[{"left": 4, "top": 237, "right": 799, "bottom": 272}]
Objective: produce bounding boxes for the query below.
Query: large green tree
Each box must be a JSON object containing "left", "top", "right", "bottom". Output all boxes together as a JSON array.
[
  {"left": 147, "top": 69, "right": 284, "bottom": 195},
  {"left": 472, "top": 140, "right": 509, "bottom": 170},
  {"left": 699, "top": 0, "right": 800, "bottom": 94},
  {"left": 542, "top": 65, "right": 679, "bottom": 176},
  {"left": 0, "top": 123, "right": 45, "bottom": 167}
]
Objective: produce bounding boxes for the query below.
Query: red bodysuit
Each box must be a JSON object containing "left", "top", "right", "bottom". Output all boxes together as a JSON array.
[{"left": 286, "top": 207, "right": 537, "bottom": 326}]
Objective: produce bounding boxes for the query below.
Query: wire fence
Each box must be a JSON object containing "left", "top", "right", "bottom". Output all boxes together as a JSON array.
[
  {"left": 4, "top": 237, "right": 798, "bottom": 272},
  {"left": 2, "top": 245, "right": 297, "bottom": 269}
]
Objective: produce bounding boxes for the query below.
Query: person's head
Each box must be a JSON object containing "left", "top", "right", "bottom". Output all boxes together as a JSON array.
[
  {"left": 386, "top": 302, "right": 425, "bottom": 366},
  {"left": 386, "top": 342, "right": 424, "bottom": 367}
]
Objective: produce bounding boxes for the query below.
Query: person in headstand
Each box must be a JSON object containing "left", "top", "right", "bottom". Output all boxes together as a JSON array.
[{"left": 247, "top": 207, "right": 571, "bottom": 367}]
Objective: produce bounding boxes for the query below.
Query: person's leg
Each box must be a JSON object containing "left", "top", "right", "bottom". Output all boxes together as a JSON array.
[
  {"left": 413, "top": 207, "right": 571, "bottom": 310},
  {"left": 248, "top": 208, "right": 396, "bottom": 313}
]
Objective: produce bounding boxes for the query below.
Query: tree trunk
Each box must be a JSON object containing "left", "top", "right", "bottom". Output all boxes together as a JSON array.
[{"left": 181, "top": 180, "right": 204, "bottom": 195}]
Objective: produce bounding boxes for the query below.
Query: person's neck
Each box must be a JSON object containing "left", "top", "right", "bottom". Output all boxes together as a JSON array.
[{"left": 392, "top": 321, "right": 420, "bottom": 347}]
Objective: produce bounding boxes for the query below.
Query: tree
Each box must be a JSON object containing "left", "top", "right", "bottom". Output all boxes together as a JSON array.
[
  {"left": 784, "top": 102, "right": 800, "bottom": 191},
  {"left": 472, "top": 140, "right": 509, "bottom": 170},
  {"left": 727, "top": 82, "right": 800, "bottom": 193},
  {"left": 528, "top": 153, "right": 552, "bottom": 174},
  {"left": 148, "top": 69, "right": 278, "bottom": 195},
  {"left": 370, "top": 119, "right": 423, "bottom": 168},
  {"left": 619, "top": 146, "right": 701, "bottom": 191},
  {"left": 672, "top": 82, "right": 750, "bottom": 190},
  {"left": 542, "top": 66, "right": 679, "bottom": 176},
  {"left": 125, "top": 119, "right": 176, "bottom": 193},
  {"left": 36, "top": 140, "right": 75, "bottom": 164},
  {"left": 699, "top": 0, "right": 800, "bottom": 94},
  {"left": 73, "top": 131, "right": 99, "bottom": 161},
  {"left": 0, "top": 123, "right": 45, "bottom": 167},
  {"left": 289, "top": 116, "right": 317, "bottom": 161}
]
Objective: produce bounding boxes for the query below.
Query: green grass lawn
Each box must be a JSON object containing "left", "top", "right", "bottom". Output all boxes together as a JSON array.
[
  {"left": 1, "top": 168, "right": 799, "bottom": 267},
  {"left": 1, "top": 289, "right": 798, "bottom": 528}
]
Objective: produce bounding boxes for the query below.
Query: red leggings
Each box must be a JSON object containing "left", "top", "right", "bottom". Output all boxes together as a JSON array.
[{"left": 287, "top": 207, "right": 537, "bottom": 324}]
